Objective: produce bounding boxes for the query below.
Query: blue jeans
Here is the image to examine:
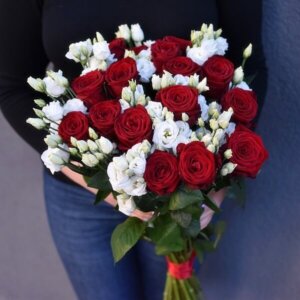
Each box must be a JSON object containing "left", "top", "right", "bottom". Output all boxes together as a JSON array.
[{"left": 43, "top": 171, "right": 167, "bottom": 300}]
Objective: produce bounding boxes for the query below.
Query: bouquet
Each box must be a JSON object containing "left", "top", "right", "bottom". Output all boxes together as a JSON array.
[{"left": 26, "top": 23, "right": 268, "bottom": 299}]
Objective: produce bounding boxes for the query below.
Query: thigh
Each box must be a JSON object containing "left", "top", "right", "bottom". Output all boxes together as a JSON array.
[
  {"left": 43, "top": 171, "right": 143, "bottom": 300},
  {"left": 136, "top": 239, "right": 167, "bottom": 300}
]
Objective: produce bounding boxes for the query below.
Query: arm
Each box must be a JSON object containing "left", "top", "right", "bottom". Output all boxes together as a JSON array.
[
  {"left": 216, "top": 0, "right": 268, "bottom": 115},
  {"left": 0, "top": 0, "right": 49, "bottom": 153}
]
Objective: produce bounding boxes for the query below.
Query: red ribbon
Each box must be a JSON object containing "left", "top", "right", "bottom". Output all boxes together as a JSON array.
[{"left": 166, "top": 252, "right": 196, "bottom": 280}]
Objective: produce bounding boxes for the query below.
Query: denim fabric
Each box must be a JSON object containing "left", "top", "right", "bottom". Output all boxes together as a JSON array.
[{"left": 43, "top": 171, "right": 167, "bottom": 300}]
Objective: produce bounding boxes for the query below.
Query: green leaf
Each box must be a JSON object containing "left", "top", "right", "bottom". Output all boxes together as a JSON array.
[
  {"left": 169, "top": 189, "right": 204, "bottom": 211},
  {"left": 111, "top": 217, "right": 146, "bottom": 263},
  {"left": 171, "top": 211, "right": 192, "bottom": 228},
  {"left": 184, "top": 219, "right": 201, "bottom": 238},
  {"left": 213, "top": 221, "right": 226, "bottom": 248},
  {"left": 203, "top": 194, "right": 221, "bottom": 213},
  {"left": 133, "top": 193, "right": 169, "bottom": 212},
  {"left": 84, "top": 167, "right": 111, "bottom": 190},
  {"left": 147, "top": 215, "right": 185, "bottom": 255},
  {"left": 228, "top": 178, "right": 246, "bottom": 207},
  {"left": 93, "top": 189, "right": 110, "bottom": 205}
]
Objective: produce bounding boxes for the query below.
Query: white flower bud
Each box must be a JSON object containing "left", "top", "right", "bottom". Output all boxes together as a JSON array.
[
  {"left": 131, "top": 24, "right": 144, "bottom": 44},
  {"left": 113, "top": 155, "right": 129, "bottom": 171},
  {"left": 165, "top": 111, "right": 174, "bottom": 121},
  {"left": 243, "top": 43, "right": 253, "bottom": 59},
  {"left": 181, "top": 113, "right": 189, "bottom": 122},
  {"left": 197, "top": 77, "right": 209, "bottom": 93},
  {"left": 188, "top": 74, "right": 200, "bottom": 87},
  {"left": 116, "top": 194, "right": 136, "bottom": 216},
  {"left": 224, "top": 149, "right": 233, "bottom": 159},
  {"left": 208, "top": 101, "right": 221, "bottom": 115},
  {"left": 139, "top": 140, "right": 151, "bottom": 154},
  {"left": 33, "top": 108, "right": 45, "bottom": 118},
  {"left": 69, "top": 147, "right": 79, "bottom": 156},
  {"left": 81, "top": 153, "right": 99, "bottom": 167},
  {"left": 198, "top": 117, "right": 205, "bottom": 127},
  {"left": 44, "top": 134, "right": 62, "bottom": 148},
  {"left": 47, "top": 70, "right": 69, "bottom": 88},
  {"left": 209, "top": 119, "right": 219, "bottom": 131},
  {"left": 34, "top": 99, "right": 46, "bottom": 108},
  {"left": 207, "top": 144, "right": 216, "bottom": 153},
  {"left": 233, "top": 67, "right": 244, "bottom": 84},
  {"left": 124, "top": 49, "right": 136, "bottom": 59},
  {"left": 87, "top": 140, "right": 99, "bottom": 152},
  {"left": 93, "top": 41, "right": 111, "bottom": 60},
  {"left": 94, "top": 152, "right": 105, "bottom": 161},
  {"left": 96, "top": 32, "right": 104, "bottom": 42},
  {"left": 221, "top": 162, "right": 237, "bottom": 176},
  {"left": 70, "top": 137, "right": 78, "bottom": 147},
  {"left": 49, "top": 153, "right": 65, "bottom": 165},
  {"left": 161, "top": 71, "right": 175, "bottom": 88},
  {"left": 201, "top": 133, "right": 212, "bottom": 146},
  {"left": 115, "top": 24, "right": 131, "bottom": 41},
  {"left": 42, "top": 101, "right": 64, "bottom": 122},
  {"left": 27, "top": 77, "right": 46, "bottom": 93},
  {"left": 121, "top": 87, "right": 134, "bottom": 102},
  {"left": 76, "top": 140, "right": 89, "bottom": 153},
  {"left": 26, "top": 118, "right": 46, "bottom": 130},
  {"left": 218, "top": 108, "right": 234, "bottom": 129},
  {"left": 136, "top": 94, "right": 147, "bottom": 106},
  {"left": 88, "top": 127, "right": 98, "bottom": 140},
  {"left": 98, "top": 136, "right": 114, "bottom": 154},
  {"left": 152, "top": 75, "right": 162, "bottom": 90}
]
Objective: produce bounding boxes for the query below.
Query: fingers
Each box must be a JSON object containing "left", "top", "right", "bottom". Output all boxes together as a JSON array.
[{"left": 131, "top": 210, "right": 154, "bottom": 222}]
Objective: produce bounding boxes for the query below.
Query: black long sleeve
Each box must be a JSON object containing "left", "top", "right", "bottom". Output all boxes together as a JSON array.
[
  {"left": 0, "top": 0, "right": 49, "bottom": 153},
  {"left": 217, "top": 0, "right": 268, "bottom": 113}
]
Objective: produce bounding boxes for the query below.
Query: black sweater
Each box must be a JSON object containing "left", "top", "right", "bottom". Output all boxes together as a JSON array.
[{"left": 0, "top": 0, "right": 267, "bottom": 182}]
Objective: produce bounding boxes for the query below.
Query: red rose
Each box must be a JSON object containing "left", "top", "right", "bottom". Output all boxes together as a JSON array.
[
  {"left": 89, "top": 100, "right": 121, "bottom": 139},
  {"left": 105, "top": 57, "right": 138, "bottom": 98},
  {"left": 58, "top": 111, "right": 89, "bottom": 144},
  {"left": 163, "top": 36, "right": 192, "bottom": 52},
  {"left": 114, "top": 105, "right": 152, "bottom": 151},
  {"left": 132, "top": 44, "right": 148, "bottom": 55},
  {"left": 151, "top": 40, "right": 181, "bottom": 73},
  {"left": 227, "top": 125, "right": 268, "bottom": 178},
  {"left": 156, "top": 85, "right": 200, "bottom": 125},
  {"left": 221, "top": 88, "right": 258, "bottom": 125},
  {"left": 202, "top": 55, "right": 234, "bottom": 99},
  {"left": 144, "top": 150, "right": 180, "bottom": 195},
  {"left": 109, "top": 38, "right": 127, "bottom": 60},
  {"left": 162, "top": 56, "right": 201, "bottom": 76},
  {"left": 178, "top": 141, "right": 216, "bottom": 189},
  {"left": 71, "top": 70, "right": 106, "bottom": 107}
]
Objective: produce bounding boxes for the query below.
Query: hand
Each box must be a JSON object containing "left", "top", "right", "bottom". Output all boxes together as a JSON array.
[{"left": 200, "top": 188, "right": 226, "bottom": 230}]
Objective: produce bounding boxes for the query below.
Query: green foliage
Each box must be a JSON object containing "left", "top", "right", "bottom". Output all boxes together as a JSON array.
[
  {"left": 133, "top": 193, "right": 169, "bottom": 212},
  {"left": 169, "top": 189, "right": 204, "bottom": 211},
  {"left": 84, "top": 167, "right": 112, "bottom": 191},
  {"left": 111, "top": 217, "right": 146, "bottom": 263},
  {"left": 93, "top": 189, "right": 110, "bottom": 205},
  {"left": 147, "top": 214, "right": 185, "bottom": 255}
]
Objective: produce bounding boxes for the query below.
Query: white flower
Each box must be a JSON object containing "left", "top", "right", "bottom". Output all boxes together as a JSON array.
[
  {"left": 187, "top": 39, "right": 217, "bottom": 66},
  {"left": 174, "top": 74, "right": 189, "bottom": 85},
  {"left": 131, "top": 24, "right": 144, "bottom": 44},
  {"left": 76, "top": 140, "right": 89, "bottom": 153},
  {"left": 112, "top": 155, "right": 129, "bottom": 171},
  {"left": 146, "top": 101, "right": 164, "bottom": 121},
  {"left": 176, "top": 121, "right": 192, "bottom": 138},
  {"left": 161, "top": 71, "right": 175, "bottom": 88},
  {"left": 63, "top": 98, "right": 87, "bottom": 116},
  {"left": 197, "top": 77, "right": 209, "bottom": 93},
  {"left": 138, "top": 48, "right": 151, "bottom": 59},
  {"left": 47, "top": 70, "right": 68, "bottom": 87},
  {"left": 144, "top": 40, "right": 155, "bottom": 47},
  {"left": 34, "top": 99, "right": 46, "bottom": 108},
  {"left": 98, "top": 136, "right": 114, "bottom": 154},
  {"left": 153, "top": 119, "right": 180, "bottom": 149},
  {"left": 65, "top": 39, "right": 93, "bottom": 63},
  {"left": 201, "top": 133, "right": 212, "bottom": 146},
  {"left": 215, "top": 37, "right": 228, "bottom": 55},
  {"left": 115, "top": 24, "right": 131, "bottom": 41},
  {"left": 208, "top": 101, "right": 221, "bottom": 115},
  {"left": 119, "top": 99, "right": 131, "bottom": 112},
  {"left": 224, "top": 149, "right": 233, "bottom": 159},
  {"left": 117, "top": 194, "right": 136, "bottom": 216},
  {"left": 93, "top": 41, "right": 111, "bottom": 60},
  {"left": 27, "top": 77, "right": 45, "bottom": 93},
  {"left": 43, "top": 76, "right": 66, "bottom": 98},
  {"left": 87, "top": 140, "right": 99, "bottom": 152},
  {"left": 41, "top": 146, "right": 69, "bottom": 174},
  {"left": 236, "top": 81, "right": 252, "bottom": 91},
  {"left": 225, "top": 122, "right": 236, "bottom": 136},
  {"left": 129, "top": 156, "right": 146, "bottom": 176},
  {"left": 198, "top": 95, "right": 209, "bottom": 121},
  {"left": 107, "top": 162, "right": 131, "bottom": 193},
  {"left": 233, "top": 67, "right": 244, "bottom": 84},
  {"left": 129, "top": 177, "right": 147, "bottom": 196},
  {"left": 212, "top": 128, "right": 225, "bottom": 146},
  {"left": 136, "top": 58, "right": 156, "bottom": 82},
  {"left": 42, "top": 101, "right": 64, "bottom": 122},
  {"left": 26, "top": 118, "right": 46, "bottom": 130}
]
